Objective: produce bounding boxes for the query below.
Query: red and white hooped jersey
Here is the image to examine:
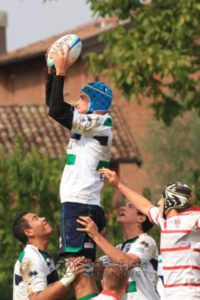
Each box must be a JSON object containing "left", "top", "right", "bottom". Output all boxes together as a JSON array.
[{"left": 149, "top": 206, "right": 200, "bottom": 299}]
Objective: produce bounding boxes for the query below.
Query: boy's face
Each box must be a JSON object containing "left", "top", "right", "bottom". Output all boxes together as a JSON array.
[
  {"left": 24, "top": 213, "right": 52, "bottom": 239},
  {"left": 117, "top": 202, "right": 139, "bottom": 224},
  {"left": 76, "top": 93, "right": 89, "bottom": 114}
]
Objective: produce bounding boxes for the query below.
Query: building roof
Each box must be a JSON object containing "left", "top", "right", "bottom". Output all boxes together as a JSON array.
[
  {"left": 0, "top": 18, "right": 118, "bottom": 66},
  {"left": 0, "top": 104, "right": 142, "bottom": 165}
]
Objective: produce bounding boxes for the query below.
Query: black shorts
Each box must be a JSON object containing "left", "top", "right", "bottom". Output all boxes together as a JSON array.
[{"left": 59, "top": 202, "right": 106, "bottom": 261}]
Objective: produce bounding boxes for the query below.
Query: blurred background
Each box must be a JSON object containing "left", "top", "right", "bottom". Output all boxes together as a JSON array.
[{"left": 0, "top": 0, "right": 200, "bottom": 298}]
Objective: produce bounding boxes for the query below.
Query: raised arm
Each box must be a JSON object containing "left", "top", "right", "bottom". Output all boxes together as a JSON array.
[
  {"left": 28, "top": 257, "right": 85, "bottom": 300},
  {"left": 46, "top": 45, "right": 74, "bottom": 129},
  {"left": 45, "top": 71, "right": 54, "bottom": 107},
  {"left": 99, "top": 168, "right": 153, "bottom": 216},
  {"left": 77, "top": 216, "right": 140, "bottom": 266}
]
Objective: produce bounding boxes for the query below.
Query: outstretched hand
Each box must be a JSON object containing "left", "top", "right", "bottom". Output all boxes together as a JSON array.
[
  {"left": 50, "top": 44, "right": 70, "bottom": 76},
  {"left": 99, "top": 168, "right": 120, "bottom": 188},
  {"left": 65, "top": 256, "right": 86, "bottom": 278},
  {"left": 77, "top": 216, "right": 98, "bottom": 240}
]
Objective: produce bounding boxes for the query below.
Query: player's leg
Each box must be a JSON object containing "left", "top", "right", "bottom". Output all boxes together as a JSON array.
[{"left": 59, "top": 202, "right": 106, "bottom": 299}]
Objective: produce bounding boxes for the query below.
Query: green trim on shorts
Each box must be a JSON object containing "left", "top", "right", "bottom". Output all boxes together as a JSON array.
[
  {"left": 66, "top": 154, "right": 76, "bottom": 165},
  {"left": 64, "top": 246, "right": 83, "bottom": 253},
  {"left": 127, "top": 280, "right": 137, "bottom": 293},
  {"left": 96, "top": 160, "right": 110, "bottom": 170},
  {"left": 78, "top": 293, "right": 98, "bottom": 300}
]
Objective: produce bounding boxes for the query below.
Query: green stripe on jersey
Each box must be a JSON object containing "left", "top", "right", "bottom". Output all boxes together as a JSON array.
[
  {"left": 127, "top": 280, "right": 137, "bottom": 293},
  {"left": 103, "top": 117, "right": 112, "bottom": 127},
  {"left": 97, "top": 160, "right": 110, "bottom": 170},
  {"left": 18, "top": 250, "right": 25, "bottom": 263},
  {"left": 78, "top": 293, "right": 98, "bottom": 300},
  {"left": 66, "top": 154, "right": 76, "bottom": 165},
  {"left": 39, "top": 250, "right": 51, "bottom": 261}
]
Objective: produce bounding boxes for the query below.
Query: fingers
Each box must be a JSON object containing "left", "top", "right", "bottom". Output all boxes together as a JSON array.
[
  {"left": 76, "top": 216, "right": 98, "bottom": 240},
  {"left": 99, "top": 167, "right": 115, "bottom": 176},
  {"left": 73, "top": 256, "right": 85, "bottom": 264},
  {"left": 99, "top": 168, "right": 119, "bottom": 188},
  {"left": 79, "top": 216, "right": 92, "bottom": 222},
  {"left": 76, "top": 216, "right": 94, "bottom": 231},
  {"left": 99, "top": 168, "right": 115, "bottom": 180},
  {"left": 47, "top": 42, "right": 71, "bottom": 76},
  {"left": 65, "top": 256, "right": 86, "bottom": 278},
  {"left": 77, "top": 216, "right": 93, "bottom": 226},
  {"left": 76, "top": 219, "right": 85, "bottom": 226},
  {"left": 75, "top": 265, "right": 85, "bottom": 276},
  {"left": 76, "top": 219, "right": 87, "bottom": 232}
]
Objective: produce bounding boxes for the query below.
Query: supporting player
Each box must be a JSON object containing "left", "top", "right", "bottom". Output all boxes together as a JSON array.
[
  {"left": 100, "top": 168, "right": 200, "bottom": 299},
  {"left": 13, "top": 212, "right": 85, "bottom": 300},
  {"left": 77, "top": 201, "right": 160, "bottom": 299},
  {"left": 45, "top": 45, "right": 113, "bottom": 300}
]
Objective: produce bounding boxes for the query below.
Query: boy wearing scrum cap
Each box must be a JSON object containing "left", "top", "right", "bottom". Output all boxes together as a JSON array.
[
  {"left": 45, "top": 45, "right": 113, "bottom": 300},
  {"left": 100, "top": 168, "right": 200, "bottom": 300}
]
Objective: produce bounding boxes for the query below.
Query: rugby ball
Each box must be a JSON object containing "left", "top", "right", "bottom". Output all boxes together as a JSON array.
[{"left": 47, "top": 34, "right": 82, "bottom": 68}]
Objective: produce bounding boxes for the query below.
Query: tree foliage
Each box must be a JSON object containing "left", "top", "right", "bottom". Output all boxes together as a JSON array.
[
  {"left": 0, "top": 141, "right": 62, "bottom": 299},
  {"left": 143, "top": 109, "right": 200, "bottom": 201},
  {"left": 87, "top": 0, "right": 200, "bottom": 124}
]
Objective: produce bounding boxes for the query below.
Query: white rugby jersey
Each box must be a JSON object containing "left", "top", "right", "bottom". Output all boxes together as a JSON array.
[
  {"left": 60, "top": 109, "right": 112, "bottom": 205},
  {"left": 13, "top": 244, "right": 57, "bottom": 300},
  {"left": 99, "top": 233, "right": 159, "bottom": 300},
  {"left": 149, "top": 206, "right": 200, "bottom": 299},
  {"left": 157, "top": 255, "right": 164, "bottom": 299}
]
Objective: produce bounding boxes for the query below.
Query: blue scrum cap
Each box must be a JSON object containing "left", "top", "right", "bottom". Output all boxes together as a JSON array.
[{"left": 81, "top": 81, "right": 112, "bottom": 112}]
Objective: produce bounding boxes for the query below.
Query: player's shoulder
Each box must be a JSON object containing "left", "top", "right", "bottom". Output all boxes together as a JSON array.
[
  {"left": 137, "top": 232, "right": 157, "bottom": 247},
  {"left": 90, "top": 112, "right": 112, "bottom": 126},
  {"left": 19, "top": 244, "right": 43, "bottom": 263},
  {"left": 102, "top": 113, "right": 112, "bottom": 126},
  {"left": 179, "top": 206, "right": 200, "bottom": 217}
]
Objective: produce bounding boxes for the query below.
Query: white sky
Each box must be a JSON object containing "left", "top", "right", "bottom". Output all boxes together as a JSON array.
[{"left": 0, "top": 0, "right": 94, "bottom": 52}]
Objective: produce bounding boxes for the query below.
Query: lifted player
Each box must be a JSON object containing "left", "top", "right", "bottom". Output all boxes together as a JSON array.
[{"left": 46, "top": 45, "right": 113, "bottom": 300}]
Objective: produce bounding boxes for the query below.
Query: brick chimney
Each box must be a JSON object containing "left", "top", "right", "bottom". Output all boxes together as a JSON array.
[{"left": 0, "top": 11, "right": 7, "bottom": 54}]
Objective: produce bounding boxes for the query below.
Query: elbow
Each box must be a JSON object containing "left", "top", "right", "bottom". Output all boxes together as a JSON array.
[
  {"left": 114, "top": 255, "right": 137, "bottom": 266},
  {"left": 125, "top": 256, "right": 141, "bottom": 269}
]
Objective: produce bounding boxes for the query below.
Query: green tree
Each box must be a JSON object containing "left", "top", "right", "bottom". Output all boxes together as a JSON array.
[
  {"left": 143, "top": 109, "right": 200, "bottom": 202},
  {"left": 87, "top": 0, "right": 200, "bottom": 124},
  {"left": 0, "top": 140, "right": 62, "bottom": 299}
]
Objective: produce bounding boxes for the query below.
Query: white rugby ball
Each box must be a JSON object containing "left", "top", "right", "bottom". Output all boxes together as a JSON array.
[{"left": 47, "top": 34, "right": 82, "bottom": 68}]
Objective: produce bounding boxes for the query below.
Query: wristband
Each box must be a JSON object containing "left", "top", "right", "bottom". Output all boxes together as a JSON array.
[{"left": 60, "top": 273, "right": 75, "bottom": 288}]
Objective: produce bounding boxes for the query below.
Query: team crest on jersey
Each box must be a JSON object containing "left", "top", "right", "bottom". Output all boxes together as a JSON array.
[{"left": 174, "top": 218, "right": 181, "bottom": 228}]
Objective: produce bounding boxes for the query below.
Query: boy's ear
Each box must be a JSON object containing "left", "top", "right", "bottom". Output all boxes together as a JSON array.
[
  {"left": 137, "top": 214, "right": 146, "bottom": 225},
  {"left": 24, "top": 227, "right": 33, "bottom": 238}
]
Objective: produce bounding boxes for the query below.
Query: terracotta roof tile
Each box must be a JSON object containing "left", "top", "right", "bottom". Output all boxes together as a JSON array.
[{"left": 0, "top": 104, "right": 142, "bottom": 164}]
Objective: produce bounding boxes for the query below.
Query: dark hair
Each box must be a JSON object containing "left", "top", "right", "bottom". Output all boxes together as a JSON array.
[
  {"left": 137, "top": 211, "right": 154, "bottom": 232},
  {"left": 12, "top": 212, "right": 31, "bottom": 245},
  {"left": 103, "top": 264, "right": 128, "bottom": 291}
]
